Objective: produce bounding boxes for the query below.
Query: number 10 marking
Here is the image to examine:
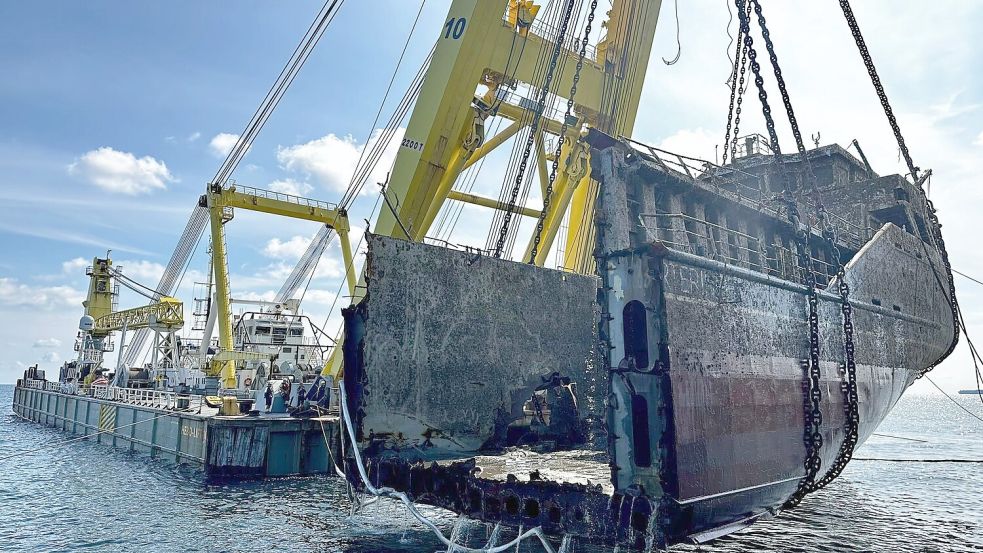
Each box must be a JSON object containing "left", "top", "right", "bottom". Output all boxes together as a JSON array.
[{"left": 444, "top": 17, "right": 467, "bottom": 40}]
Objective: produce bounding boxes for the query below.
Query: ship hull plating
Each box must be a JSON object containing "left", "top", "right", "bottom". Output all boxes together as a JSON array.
[{"left": 340, "top": 136, "right": 956, "bottom": 547}]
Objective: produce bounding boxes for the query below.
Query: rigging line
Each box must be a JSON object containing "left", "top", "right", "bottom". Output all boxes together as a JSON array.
[
  {"left": 381, "top": 179, "right": 413, "bottom": 240},
  {"left": 319, "top": 189, "right": 386, "bottom": 337},
  {"left": 871, "top": 432, "right": 928, "bottom": 443},
  {"left": 505, "top": 0, "right": 583, "bottom": 252},
  {"left": 345, "top": 47, "right": 432, "bottom": 205},
  {"left": 336, "top": 386, "right": 562, "bottom": 553},
  {"left": 924, "top": 375, "right": 983, "bottom": 424},
  {"left": 662, "top": 0, "right": 681, "bottom": 65},
  {"left": 506, "top": 0, "right": 586, "bottom": 257},
  {"left": 344, "top": 0, "right": 427, "bottom": 201},
  {"left": 953, "top": 268, "right": 983, "bottom": 288},
  {"left": 222, "top": 0, "right": 344, "bottom": 183},
  {"left": 110, "top": 271, "right": 159, "bottom": 302},
  {"left": 216, "top": 0, "right": 345, "bottom": 185},
  {"left": 211, "top": 4, "right": 326, "bottom": 183}
]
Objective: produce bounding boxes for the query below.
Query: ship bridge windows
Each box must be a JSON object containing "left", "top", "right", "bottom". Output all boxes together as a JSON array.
[
  {"left": 623, "top": 300, "right": 650, "bottom": 370},
  {"left": 289, "top": 328, "right": 303, "bottom": 337},
  {"left": 254, "top": 326, "right": 271, "bottom": 336}
]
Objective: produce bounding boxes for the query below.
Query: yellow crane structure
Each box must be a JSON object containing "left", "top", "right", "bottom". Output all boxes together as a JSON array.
[
  {"left": 205, "top": 0, "right": 662, "bottom": 388},
  {"left": 205, "top": 183, "right": 355, "bottom": 389},
  {"left": 373, "top": 0, "right": 661, "bottom": 269},
  {"left": 77, "top": 255, "right": 187, "bottom": 384}
]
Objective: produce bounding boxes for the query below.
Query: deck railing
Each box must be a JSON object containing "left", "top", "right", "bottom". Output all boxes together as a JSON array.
[{"left": 90, "top": 385, "right": 202, "bottom": 411}]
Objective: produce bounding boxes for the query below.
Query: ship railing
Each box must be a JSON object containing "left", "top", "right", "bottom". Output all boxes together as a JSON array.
[
  {"left": 23, "top": 379, "right": 46, "bottom": 390},
  {"left": 625, "top": 138, "right": 869, "bottom": 252},
  {"left": 90, "top": 385, "right": 202, "bottom": 411},
  {"left": 224, "top": 182, "right": 340, "bottom": 213},
  {"left": 641, "top": 213, "right": 843, "bottom": 286},
  {"left": 640, "top": 213, "right": 767, "bottom": 273}
]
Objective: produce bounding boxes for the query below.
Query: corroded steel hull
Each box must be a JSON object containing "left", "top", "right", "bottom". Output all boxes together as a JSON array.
[{"left": 341, "top": 136, "right": 957, "bottom": 548}]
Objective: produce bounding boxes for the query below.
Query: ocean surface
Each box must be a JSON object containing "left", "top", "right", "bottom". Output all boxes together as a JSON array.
[{"left": 1, "top": 384, "right": 981, "bottom": 552}]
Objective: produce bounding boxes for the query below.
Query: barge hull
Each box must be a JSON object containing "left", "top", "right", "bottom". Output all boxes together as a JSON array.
[{"left": 11, "top": 383, "right": 339, "bottom": 478}]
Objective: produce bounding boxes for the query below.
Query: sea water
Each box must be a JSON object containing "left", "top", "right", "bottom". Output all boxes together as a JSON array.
[{"left": 1, "top": 385, "right": 980, "bottom": 552}]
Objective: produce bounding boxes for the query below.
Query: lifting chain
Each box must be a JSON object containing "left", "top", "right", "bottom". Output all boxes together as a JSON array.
[
  {"left": 838, "top": 0, "right": 960, "bottom": 373},
  {"left": 721, "top": 1, "right": 751, "bottom": 166},
  {"left": 734, "top": 0, "right": 825, "bottom": 508},
  {"left": 493, "top": 0, "right": 577, "bottom": 259},
  {"left": 748, "top": 0, "right": 862, "bottom": 505},
  {"left": 528, "top": 0, "right": 599, "bottom": 263},
  {"left": 839, "top": 0, "right": 918, "bottom": 180}
]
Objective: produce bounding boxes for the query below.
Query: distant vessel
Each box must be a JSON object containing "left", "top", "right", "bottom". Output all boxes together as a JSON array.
[{"left": 958, "top": 390, "right": 983, "bottom": 395}]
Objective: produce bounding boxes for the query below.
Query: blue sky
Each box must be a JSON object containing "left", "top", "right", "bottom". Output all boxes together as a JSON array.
[{"left": 1, "top": 1, "right": 982, "bottom": 395}]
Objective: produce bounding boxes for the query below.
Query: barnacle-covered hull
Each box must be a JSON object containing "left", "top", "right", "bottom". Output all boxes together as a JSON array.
[{"left": 340, "top": 136, "right": 957, "bottom": 548}]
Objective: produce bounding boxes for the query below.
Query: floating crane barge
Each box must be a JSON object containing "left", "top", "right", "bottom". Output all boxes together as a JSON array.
[{"left": 11, "top": 0, "right": 962, "bottom": 548}]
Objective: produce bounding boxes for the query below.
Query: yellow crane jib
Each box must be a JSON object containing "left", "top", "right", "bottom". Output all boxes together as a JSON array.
[
  {"left": 204, "top": 182, "right": 357, "bottom": 389},
  {"left": 93, "top": 297, "right": 184, "bottom": 333}
]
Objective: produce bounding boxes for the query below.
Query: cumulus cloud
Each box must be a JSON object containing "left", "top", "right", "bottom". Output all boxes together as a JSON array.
[
  {"left": 68, "top": 147, "right": 174, "bottom": 195},
  {"left": 276, "top": 128, "right": 405, "bottom": 194},
  {"left": 269, "top": 178, "right": 314, "bottom": 197},
  {"left": 62, "top": 257, "right": 89, "bottom": 275},
  {"left": 975, "top": 130, "right": 983, "bottom": 147},
  {"left": 209, "top": 132, "right": 239, "bottom": 157},
  {"left": 117, "top": 259, "right": 165, "bottom": 284},
  {"left": 188, "top": 131, "right": 202, "bottom": 142},
  {"left": 41, "top": 351, "right": 61, "bottom": 363},
  {"left": 33, "top": 338, "right": 61, "bottom": 348},
  {"left": 263, "top": 235, "right": 312, "bottom": 260},
  {"left": 0, "top": 278, "right": 84, "bottom": 310}
]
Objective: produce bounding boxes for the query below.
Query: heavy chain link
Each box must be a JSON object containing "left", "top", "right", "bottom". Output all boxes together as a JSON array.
[
  {"left": 720, "top": 2, "right": 750, "bottom": 166},
  {"left": 839, "top": 0, "right": 918, "bottom": 180},
  {"left": 528, "top": 1, "right": 599, "bottom": 263},
  {"left": 747, "top": 0, "right": 861, "bottom": 505},
  {"left": 838, "top": 0, "right": 960, "bottom": 373},
  {"left": 734, "top": 0, "right": 825, "bottom": 508},
  {"left": 493, "top": 0, "right": 577, "bottom": 259},
  {"left": 806, "top": 216, "right": 861, "bottom": 493}
]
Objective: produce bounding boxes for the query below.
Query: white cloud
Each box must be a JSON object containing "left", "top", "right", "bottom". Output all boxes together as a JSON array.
[
  {"left": 68, "top": 147, "right": 174, "bottom": 195},
  {"left": 62, "top": 257, "right": 89, "bottom": 275},
  {"left": 263, "top": 235, "right": 311, "bottom": 260},
  {"left": 269, "top": 178, "right": 314, "bottom": 197},
  {"left": 41, "top": 351, "right": 61, "bottom": 363},
  {"left": 33, "top": 338, "right": 61, "bottom": 348},
  {"left": 276, "top": 128, "right": 405, "bottom": 194},
  {"left": 0, "top": 277, "right": 84, "bottom": 310},
  {"left": 117, "top": 259, "right": 166, "bottom": 285},
  {"left": 187, "top": 131, "right": 202, "bottom": 142},
  {"left": 209, "top": 132, "right": 240, "bottom": 157},
  {"left": 974, "top": 130, "right": 983, "bottom": 147}
]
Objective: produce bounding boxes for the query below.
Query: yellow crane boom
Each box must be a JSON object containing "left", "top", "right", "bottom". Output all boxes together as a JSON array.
[
  {"left": 205, "top": 183, "right": 355, "bottom": 388},
  {"left": 93, "top": 297, "right": 184, "bottom": 333}
]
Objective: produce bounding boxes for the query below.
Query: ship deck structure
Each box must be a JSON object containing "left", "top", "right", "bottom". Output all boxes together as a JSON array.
[{"left": 9, "top": 0, "right": 965, "bottom": 550}]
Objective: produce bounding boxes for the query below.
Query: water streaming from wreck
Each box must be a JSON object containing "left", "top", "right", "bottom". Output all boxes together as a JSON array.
[{"left": 1, "top": 385, "right": 980, "bottom": 552}]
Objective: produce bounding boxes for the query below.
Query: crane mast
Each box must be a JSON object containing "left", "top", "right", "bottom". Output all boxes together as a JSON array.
[
  {"left": 204, "top": 0, "right": 662, "bottom": 387},
  {"left": 373, "top": 0, "right": 661, "bottom": 270}
]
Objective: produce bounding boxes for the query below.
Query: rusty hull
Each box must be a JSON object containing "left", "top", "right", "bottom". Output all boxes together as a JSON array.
[{"left": 339, "top": 138, "right": 956, "bottom": 548}]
